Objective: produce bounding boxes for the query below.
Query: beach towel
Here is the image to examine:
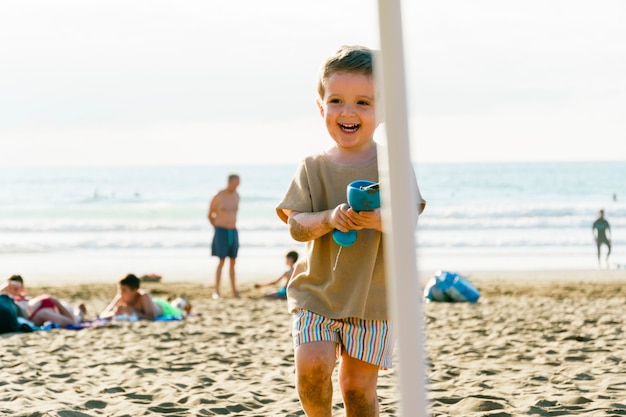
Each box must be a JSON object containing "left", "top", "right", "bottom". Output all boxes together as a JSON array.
[
  {"left": 20, "top": 300, "right": 186, "bottom": 332},
  {"left": 33, "top": 319, "right": 111, "bottom": 331}
]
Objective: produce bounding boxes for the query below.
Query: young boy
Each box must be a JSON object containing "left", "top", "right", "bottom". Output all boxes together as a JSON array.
[
  {"left": 276, "top": 45, "right": 425, "bottom": 416},
  {"left": 254, "top": 250, "right": 299, "bottom": 299},
  {"left": 100, "top": 274, "right": 167, "bottom": 320}
]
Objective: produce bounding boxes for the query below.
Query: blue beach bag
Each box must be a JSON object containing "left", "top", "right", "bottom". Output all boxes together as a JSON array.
[{"left": 424, "top": 270, "right": 480, "bottom": 303}]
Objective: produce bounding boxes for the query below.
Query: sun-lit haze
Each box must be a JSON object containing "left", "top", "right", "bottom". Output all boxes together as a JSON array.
[{"left": 1, "top": 0, "right": 625, "bottom": 167}]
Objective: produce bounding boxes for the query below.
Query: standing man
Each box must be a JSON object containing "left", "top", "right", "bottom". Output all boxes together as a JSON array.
[
  {"left": 208, "top": 174, "right": 240, "bottom": 298},
  {"left": 592, "top": 209, "right": 612, "bottom": 269}
]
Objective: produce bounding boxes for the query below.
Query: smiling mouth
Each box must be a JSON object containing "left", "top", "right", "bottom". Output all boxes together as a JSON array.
[{"left": 339, "top": 123, "right": 359, "bottom": 132}]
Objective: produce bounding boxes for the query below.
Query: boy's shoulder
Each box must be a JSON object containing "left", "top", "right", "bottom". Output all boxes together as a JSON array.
[{"left": 301, "top": 151, "right": 327, "bottom": 164}]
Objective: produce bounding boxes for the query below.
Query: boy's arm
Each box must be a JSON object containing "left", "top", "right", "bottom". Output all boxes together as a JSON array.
[
  {"left": 274, "top": 269, "right": 293, "bottom": 285},
  {"left": 256, "top": 267, "right": 293, "bottom": 288},
  {"left": 285, "top": 203, "right": 389, "bottom": 242},
  {"left": 286, "top": 202, "right": 362, "bottom": 242},
  {"left": 287, "top": 210, "right": 335, "bottom": 242},
  {"left": 99, "top": 295, "right": 122, "bottom": 319}
]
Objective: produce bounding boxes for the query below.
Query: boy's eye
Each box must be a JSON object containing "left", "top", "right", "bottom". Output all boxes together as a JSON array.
[
  {"left": 357, "top": 100, "right": 370, "bottom": 106},
  {"left": 329, "top": 98, "right": 341, "bottom": 104}
]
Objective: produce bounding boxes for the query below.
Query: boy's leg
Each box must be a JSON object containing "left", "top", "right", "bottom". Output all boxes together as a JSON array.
[
  {"left": 294, "top": 341, "right": 336, "bottom": 417},
  {"left": 338, "top": 352, "right": 380, "bottom": 417}
]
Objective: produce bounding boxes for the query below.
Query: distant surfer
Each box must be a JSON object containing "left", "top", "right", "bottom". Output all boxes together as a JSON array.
[{"left": 592, "top": 209, "right": 611, "bottom": 269}]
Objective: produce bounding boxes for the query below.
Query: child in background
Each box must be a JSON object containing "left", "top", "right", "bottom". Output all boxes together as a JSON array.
[
  {"left": 254, "top": 250, "right": 299, "bottom": 299},
  {"left": 276, "top": 45, "right": 425, "bottom": 416},
  {"left": 100, "top": 274, "right": 183, "bottom": 320}
]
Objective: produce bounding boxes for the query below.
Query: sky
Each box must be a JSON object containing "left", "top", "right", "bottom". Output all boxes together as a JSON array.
[{"left": 1, "top": 0, "right": 625, "bottom": 167}]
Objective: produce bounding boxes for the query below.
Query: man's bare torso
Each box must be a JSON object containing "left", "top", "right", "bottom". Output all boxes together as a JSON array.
[{"left": 210, "top": 189, "right": 239, "bottom": 229}]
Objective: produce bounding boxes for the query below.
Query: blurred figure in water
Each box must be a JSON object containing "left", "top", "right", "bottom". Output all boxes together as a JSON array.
[{"left": 592, "top": 209, "right": 611, "bottom": 269}]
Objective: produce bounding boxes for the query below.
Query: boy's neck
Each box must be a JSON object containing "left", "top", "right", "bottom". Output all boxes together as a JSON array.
[{"left": 326, "top": 142, "right": 377, "bottom": 164}]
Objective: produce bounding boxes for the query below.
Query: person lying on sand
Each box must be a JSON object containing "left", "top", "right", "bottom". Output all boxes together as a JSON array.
[
  {"left": 2, "top": 275, "right": 85, "bottom": 327},
  {"left": 18, "top": 294, "right": 81, "bottom": 327},
  {"left": 100, "top": 274, "right": 183, "bottom": 321}
]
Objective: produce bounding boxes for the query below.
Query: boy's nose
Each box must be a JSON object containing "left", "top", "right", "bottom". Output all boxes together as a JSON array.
[{"left": 340, "top": 104, "right": 356, "bottom": 116}]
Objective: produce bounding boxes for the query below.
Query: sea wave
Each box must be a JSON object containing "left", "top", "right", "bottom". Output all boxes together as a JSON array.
[
  {"left": 2, "top": 213, "right": 623, "bottom": 234},
  {"left": 1, "top": 227, "right": 621, "bottom": 255},
  {"left": 1, "top": 162, "right": 623, "bottom": 259}
]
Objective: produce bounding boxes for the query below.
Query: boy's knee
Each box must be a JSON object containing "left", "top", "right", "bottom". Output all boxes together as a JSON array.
[
  {"left": 298, "top": 362, "right": 331, "bottom": 386},
  {"left": 340, "top": 375, "right": 378, "bottom": 417},
  {"left": 297, "top": 364, "right": 332, "bottom": 402},
  {"left": 339, "top": 372, "right": 373, "bottom": 395}
]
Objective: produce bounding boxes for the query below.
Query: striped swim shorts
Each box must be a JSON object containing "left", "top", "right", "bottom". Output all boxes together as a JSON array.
[{"left": 292, "top": 309, "right": 393, "bottom": 369}]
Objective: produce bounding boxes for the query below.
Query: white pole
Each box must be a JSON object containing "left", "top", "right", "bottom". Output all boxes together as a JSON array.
[{"left": 376, "top": 1, "right": 428, "bottom": 416}]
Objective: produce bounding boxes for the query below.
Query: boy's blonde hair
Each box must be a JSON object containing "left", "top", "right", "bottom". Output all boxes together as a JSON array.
[{"left": 317, "top": 45, "right": 373, "bottom": 99}]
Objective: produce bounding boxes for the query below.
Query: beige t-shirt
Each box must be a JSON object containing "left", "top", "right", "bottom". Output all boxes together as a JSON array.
[{"left": 277, "top": 152, "right": 423, "bottom": 320}]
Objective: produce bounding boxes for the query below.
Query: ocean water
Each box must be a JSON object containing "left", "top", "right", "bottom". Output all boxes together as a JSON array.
[
  {"left": 416, "top": 161, "right": 625, "bottom": 272},
  {"left": 1, "top": 161, "right": 624, "bottom": 286}
]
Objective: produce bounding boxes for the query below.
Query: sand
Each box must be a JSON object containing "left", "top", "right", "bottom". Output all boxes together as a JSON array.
[{"left": 1, "top": 270, "right": 626, "bottom": 416}]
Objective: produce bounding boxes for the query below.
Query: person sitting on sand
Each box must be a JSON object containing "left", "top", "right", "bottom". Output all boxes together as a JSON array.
[
  {"left": 254, "top": 250, "right": 299, "bottom": 299},
  {"left": 2, "top": 275, "right": 85, "bottom": 327},
  {"left": 100, "top": 274, "right": 183, "bottom": 320},
  {"left": 1, "top": 275, "right": 27, "bottom": 301}
]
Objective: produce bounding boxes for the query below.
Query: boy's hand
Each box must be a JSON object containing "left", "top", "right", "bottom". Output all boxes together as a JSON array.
[
  {"left": 114, "top": 305, "right": 133, "bottom": 315},
  {"left": 331, "top": 203, "right": 353, "bottom": 232},
  {"left": 333, "top": 204, "right": 382, "bottom": 232},
  {"left": 346, "top": 207, "right": 382, "bottom": 232}
]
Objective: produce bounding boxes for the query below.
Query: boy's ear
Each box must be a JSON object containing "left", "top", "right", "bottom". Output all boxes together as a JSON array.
[{"left": 316, "top": 98, "right": 325, "bottom": 118}]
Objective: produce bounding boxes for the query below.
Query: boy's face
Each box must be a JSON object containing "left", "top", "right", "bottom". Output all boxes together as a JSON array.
[
  {"left": 119, "top": 284, "right": 138, "bottom": 304},
  {"left": 317, "top": 71, "right": 377, "bottom": 152}
]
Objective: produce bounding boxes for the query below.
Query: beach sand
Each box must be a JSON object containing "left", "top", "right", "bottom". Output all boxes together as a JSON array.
[{"left": 1, "top": 270, "right": 626, "bottom": 416}]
